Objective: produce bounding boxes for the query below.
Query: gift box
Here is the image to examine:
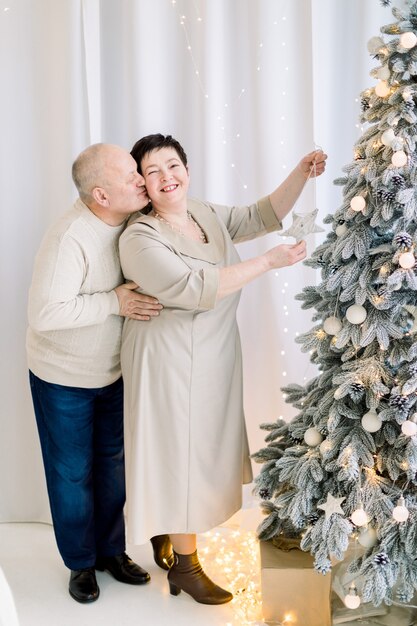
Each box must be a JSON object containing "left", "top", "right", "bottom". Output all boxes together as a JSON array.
[{"left": 260, "top": 539, "right": 332, "bottom": 626}]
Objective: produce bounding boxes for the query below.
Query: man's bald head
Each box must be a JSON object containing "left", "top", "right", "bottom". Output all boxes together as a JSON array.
[
  {"left": 71, "top": 143, "right": 148, "bottom": 225},
  {"left": 72, "top": 143, "right": 127, "bottom": 203}
]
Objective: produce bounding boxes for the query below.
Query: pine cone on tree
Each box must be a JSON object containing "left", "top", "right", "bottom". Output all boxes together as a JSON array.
[
  {"left": 393, "top": 232, "right": 413, "bottom": 249},
  {"left": 374, "top": 553, "right": 389, "bottom": 566},
  {"left": 391, "top": 175, "right": 405, "bottom": 189}
]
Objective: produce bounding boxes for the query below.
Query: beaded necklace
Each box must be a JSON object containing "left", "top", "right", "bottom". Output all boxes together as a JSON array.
[{"left": 153, "top": 210, "right": 207, "bottom": 243}]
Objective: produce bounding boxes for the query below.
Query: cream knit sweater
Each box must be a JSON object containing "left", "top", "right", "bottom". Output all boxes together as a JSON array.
[{"left": 27, "top": 199, "right": 125, "bottom": 388}]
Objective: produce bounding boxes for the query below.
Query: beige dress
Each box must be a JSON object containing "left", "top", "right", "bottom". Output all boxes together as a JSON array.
[{"left": 119, "top": 196, "right": 280, "bottom": 544}]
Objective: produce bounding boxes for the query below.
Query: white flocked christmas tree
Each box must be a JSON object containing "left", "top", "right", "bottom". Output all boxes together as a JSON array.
[{"left": 253, "top": 0, "right": 417, "bottom": 609}]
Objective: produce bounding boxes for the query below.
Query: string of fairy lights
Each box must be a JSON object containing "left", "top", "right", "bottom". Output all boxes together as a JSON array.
[{"left": 168, "top": 0, "right": 318, "bottom": 402}]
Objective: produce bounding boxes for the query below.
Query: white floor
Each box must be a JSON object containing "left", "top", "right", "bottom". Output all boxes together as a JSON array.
[
  {"left": 3, "top": 520, "right": 416, "bottom": 626},
  {"left": 0, "top": 515, "right": 263, "bottom": 626}
]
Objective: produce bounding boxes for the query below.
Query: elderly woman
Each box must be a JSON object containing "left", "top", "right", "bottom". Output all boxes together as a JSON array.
[{"left": 119, "top": 134, "right": 327, "bottom": 604}]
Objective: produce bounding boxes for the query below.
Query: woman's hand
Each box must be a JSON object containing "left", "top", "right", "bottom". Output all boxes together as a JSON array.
[
  {"left": 298, "top": 149, "right": 327, "bottom": 179},
  {"left": 264, "top": 240, "right": 307, "bottom": 270}
]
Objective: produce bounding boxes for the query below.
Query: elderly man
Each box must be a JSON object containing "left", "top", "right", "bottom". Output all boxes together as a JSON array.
[{"left": 27, "top": 144, "right": 161, "bottom": 603}]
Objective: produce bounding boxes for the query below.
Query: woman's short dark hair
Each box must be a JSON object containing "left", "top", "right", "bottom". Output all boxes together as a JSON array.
[{"left": 131, "top": 134, "right": 188, "bottom": 174}]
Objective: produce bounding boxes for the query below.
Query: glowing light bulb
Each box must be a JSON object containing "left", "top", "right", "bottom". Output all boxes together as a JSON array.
[
  {"left": 344, "top": 585, "right": 361, "bottom": 610},
  {"left": 351, "top": 507, "right": 370, "bottom": 527},
  {"left": 399, "top": 251, "right": 415, "bottom": 269},
  {"left": 400, "top": 32, "right": 417, "bottom": 49},
  {"left": 402, "top": 420, "right": 417, "bottom": 436},
  {"left": 345, "top": 593, "right": 361, "bottom": 609},
  {"left": 375, "top": 81, "right": 390, "bottom": 97},
  {"left": 393, "top": 496, "right": 409, "bottom": 522},
  {"left": 392, "top": 150, "right": 407, "bottom": 167},
  {"left": 350, "top": 196, "right": 366, "bottom": 212}
]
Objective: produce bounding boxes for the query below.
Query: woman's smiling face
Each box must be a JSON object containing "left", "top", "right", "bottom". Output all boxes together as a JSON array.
[{"left": 141, "top": 147, "right": 190, "bottom": 210}]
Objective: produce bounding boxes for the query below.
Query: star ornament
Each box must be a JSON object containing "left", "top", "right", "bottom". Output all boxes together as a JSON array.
[
  {"left": 281, "top": 209, "right": 325, "bottom": 242},
  {"left": 317, "top": 493, "right": 346, "bottom": 520}
]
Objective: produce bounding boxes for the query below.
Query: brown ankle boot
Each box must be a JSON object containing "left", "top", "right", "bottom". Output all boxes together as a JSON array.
[
  {"left": 150, "top": 535, "right": 174, "bottom": 570},
  {"left": 167, "top": 550, "right": 233, "bottom": 605}
]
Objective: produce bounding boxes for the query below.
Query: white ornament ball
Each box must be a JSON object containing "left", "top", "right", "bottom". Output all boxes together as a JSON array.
[
  {"left": 346, "top": 305, "right": 367, "bottom": 325},
  {"left": 375, "top": 81, "right": 390, "bottom": 98},
  {"left": 358, "top": 526, "right": 378, "bottom": 548},
  {"left": 367, "top": 36, "right": 384, "bottom": 54},
  {"left": 402, "top": 420, "right": 417, "bottom": 436},
  {"left": 399, "top": 251, "right": 415, "bottom": 269},
  {"left": 392, "top": 497, "right": 409, "bottom": 522},
  {"left": 304, "top": 427, "right": 323, "bottom": 447},
  {"left": 377, "top": 65, "right": 390, "bottom": 81},
  {"left": 381, "top": 128, "right": 396, "bottom": 146},
  {"left": 351, "top": 507, "right": 370, "bottom": 527},
  {"left": 400, "top": 32, "right": 417, "bottom": 50},
  {"left": 323, "top": 316, "right": 343, "bottom": 335},
  {"left": 391, "top": 150, "right": 408, "bottom": 167},
  {"left": 350, "top": 196, "right": 366, "bottom": 212},
  {"left": 361, "top": 410, "right": 382, "bottom": 433},
  {"left": 335, "top": 223, "right": 348, "bottom": 237},
  {"left": 344, "top": 591, "right": 361, "bottom": 610},
  {"left": 319, "top": 439, "right": 332, "bottom": 455}
]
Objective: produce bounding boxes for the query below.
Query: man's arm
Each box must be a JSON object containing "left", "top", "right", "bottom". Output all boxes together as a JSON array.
[{"left": 28, "top": 235, "right": 161, "bottom": 332}]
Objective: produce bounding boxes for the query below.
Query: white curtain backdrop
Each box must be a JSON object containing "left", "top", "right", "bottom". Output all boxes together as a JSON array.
[{"left": 0, "top": 0, "right": 398, "bottom": 522}]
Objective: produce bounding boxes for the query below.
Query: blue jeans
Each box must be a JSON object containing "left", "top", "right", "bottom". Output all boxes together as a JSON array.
[{"left": 29, "top": 372, "right": 126, "bottom": 570}]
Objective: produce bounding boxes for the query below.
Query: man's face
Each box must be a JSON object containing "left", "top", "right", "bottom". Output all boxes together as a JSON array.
[{"left": 104, "top": 148, "right": 149, "bottom": 217}]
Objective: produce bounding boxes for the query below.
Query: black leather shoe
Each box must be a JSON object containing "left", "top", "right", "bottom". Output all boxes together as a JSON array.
[
  {"left": 69, "top": 567, "right": 99, "bottom": 603},
  {"left": 95, "top": 553, "right": 150, "bottom": 585},
  {"left": 150, "top": 535, "right": 174, "bottom": 570}
]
